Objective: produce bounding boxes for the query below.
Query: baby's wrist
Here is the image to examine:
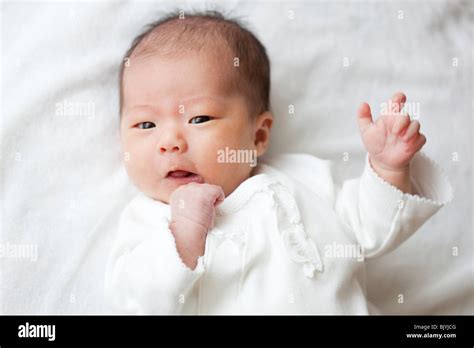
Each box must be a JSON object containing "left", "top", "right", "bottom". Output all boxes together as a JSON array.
[
  {"left": 169, "top": 219, "right": 207, "bottom": 270},
  {"left": 369, "top": 157, "right": 409, "bottom": 174},
  {"left": 369, "top": 156, "right": 412, "bottom": 194},
  {"left": 170, "top": 217, "right": 208, "bottom": 237}
]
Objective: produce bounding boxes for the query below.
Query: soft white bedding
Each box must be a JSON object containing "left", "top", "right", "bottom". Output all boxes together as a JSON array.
[{"left": 1, "top": 0, "right": 472, "bottom": 314}]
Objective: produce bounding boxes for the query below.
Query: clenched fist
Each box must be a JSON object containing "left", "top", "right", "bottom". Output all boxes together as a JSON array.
[{"left": 169, "top": 183, "right": 224, "bottom": 270}]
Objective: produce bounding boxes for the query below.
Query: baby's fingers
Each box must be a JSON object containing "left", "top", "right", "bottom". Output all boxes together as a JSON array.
[
  {"left": 390, "top": 91, "right": 407, "bottom": 114},
  {"left": 392, "top": 114, "right": 411, "bottom": 135},
  {"left": 410, "top": 133, "right": 427, "bottom": 152},
  {"left": 357, "top": 102, "right": 374, "bottom": 134},
  {"left": 210, "top": 185, "right": 225, "bottom": 206},
  {"left": 403, "top": 120, "right": 420, "bottom": 142}
]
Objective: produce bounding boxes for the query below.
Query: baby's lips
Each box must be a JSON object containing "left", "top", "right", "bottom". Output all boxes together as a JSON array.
[
  {"left": 167, "top": 170, "right": 193, "bottom": 178},
  {"left": 165, "top": 170, "right": 205, "bottom": 185}
]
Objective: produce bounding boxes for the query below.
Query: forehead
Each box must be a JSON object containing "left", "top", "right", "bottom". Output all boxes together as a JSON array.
[{"left": 122, "top": 51, "right": 239, "bottom": 111}]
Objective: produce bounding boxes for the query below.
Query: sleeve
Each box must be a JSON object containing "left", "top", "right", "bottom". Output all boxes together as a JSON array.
[
  {"left": 335, "top": 151, "right": 453, "bottom": 258},
  {"left": 104, "top": 198, "right": 206, "bottom": 314}
]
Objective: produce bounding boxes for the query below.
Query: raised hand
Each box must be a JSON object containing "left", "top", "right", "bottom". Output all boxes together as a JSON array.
[
  {"left": 357, "top": 92, "right": 425, "bottom": 193},
  {"left": 357, "top": 92, "right": 426, "bottom": 171}
]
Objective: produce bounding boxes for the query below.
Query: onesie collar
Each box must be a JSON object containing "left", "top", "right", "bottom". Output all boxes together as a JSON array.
[{"left": 216, "top": 169, "right": 278, "bottom": 216}]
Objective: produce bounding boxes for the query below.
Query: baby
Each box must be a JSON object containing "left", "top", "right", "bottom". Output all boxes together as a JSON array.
[{"left": 104, "top": 11, "right": 453, "bottom": 314}]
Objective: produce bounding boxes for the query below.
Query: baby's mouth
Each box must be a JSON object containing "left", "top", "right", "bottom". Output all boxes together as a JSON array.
[
  {"left": 165, "top": 170, "right": 205, "bottom": 184},
  {"left": 166, "top": 170, "right": 195, "bottom": 178}
]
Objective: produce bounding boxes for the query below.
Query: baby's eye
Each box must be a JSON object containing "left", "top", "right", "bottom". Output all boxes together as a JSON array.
[
  {"left": 137, "top": 122, "right": 156, "bottom": 129},
  {"left": 189, "top": 115, "right": 212, "bottom": 124}
]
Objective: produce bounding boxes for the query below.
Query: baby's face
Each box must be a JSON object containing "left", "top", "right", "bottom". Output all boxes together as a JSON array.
[{"left": 121, "top": 52, "right": 269, "bottom": 204}]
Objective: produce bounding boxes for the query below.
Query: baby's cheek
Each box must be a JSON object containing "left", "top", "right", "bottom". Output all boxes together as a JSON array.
[
  {"left": 124, "top": 150, "right": 152, "bottom": 185},
  {"left": 210, "top": 162, "right": 252, "bottom": 197},
  {"left": 124, "top": 160, "right": 144, "bottom": 188}
]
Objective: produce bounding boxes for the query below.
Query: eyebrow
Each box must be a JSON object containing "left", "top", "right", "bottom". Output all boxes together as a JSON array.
[
  {"left": 124, "top": 96, "right": 227, "bottom": 117},
  {"left": 181, "top": 96, "right": 227, "bottom": 106},
  {"left": 123, "top": 105, "right": 155, "bottom": 118}
]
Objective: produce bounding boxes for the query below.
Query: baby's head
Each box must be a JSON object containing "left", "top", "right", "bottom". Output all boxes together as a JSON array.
[{"left": 120, "top": 11, "right": 273, "bottom": 203}]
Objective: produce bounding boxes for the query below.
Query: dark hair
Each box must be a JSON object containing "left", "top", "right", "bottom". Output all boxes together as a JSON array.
[{"left": 119, "top": 10, "right": 270, "bottom": 117}]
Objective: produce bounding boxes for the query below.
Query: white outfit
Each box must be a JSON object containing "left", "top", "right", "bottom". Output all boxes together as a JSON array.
[{"left": 104, "top": 152, "right": 453, "bottom": 314}]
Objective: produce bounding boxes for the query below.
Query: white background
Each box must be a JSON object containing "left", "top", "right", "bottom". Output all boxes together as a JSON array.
[{"left": 1, "top": 0, "right": 472, "bottom": 314}]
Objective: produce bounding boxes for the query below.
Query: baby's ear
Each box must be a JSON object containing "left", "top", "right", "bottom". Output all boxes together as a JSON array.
[{"left": 253, "top": 111, "right": 273, "bottom": 156}]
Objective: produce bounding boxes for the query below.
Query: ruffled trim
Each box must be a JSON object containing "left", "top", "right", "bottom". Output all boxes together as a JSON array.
[
  {"left": 163, "top": 215, "right": 206, "bottom": 276},
  {"left": 270, "top": 183, "right": 324, "bottom": 278},
  {"left": 366, "top": 152, "right": 453, "bottom": 206},
  {"left": 216, "top": 167, "right": 324, "bottom": 278}
]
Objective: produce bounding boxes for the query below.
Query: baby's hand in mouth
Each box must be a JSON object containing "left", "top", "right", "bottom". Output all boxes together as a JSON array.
[{"left": 169, "top": 182, "right": 225, "bottom": 269}]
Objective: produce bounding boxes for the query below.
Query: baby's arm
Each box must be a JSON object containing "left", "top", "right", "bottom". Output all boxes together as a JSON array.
[
  {"left": 357, "top": 92, "right": 426, "bottom": 194},
  {"left": 104, "top": 185, "right": 222, "bottom": 314},
  {"left": 104, "top": 213, "right": 201, "bottom": 313},
  {"left": 169, "top": 183, "right": 224, "bottom": 269},
  {"left": 104, "top": 184, "right": 223, "bottom": 313},
  {"left": 333, "top": 92, "right": 452, "bottom": 258}
]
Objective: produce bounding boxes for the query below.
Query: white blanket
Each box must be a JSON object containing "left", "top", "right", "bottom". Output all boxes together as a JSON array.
[{"left": 1, "top": 0, "right": 472, "bottom": 314}]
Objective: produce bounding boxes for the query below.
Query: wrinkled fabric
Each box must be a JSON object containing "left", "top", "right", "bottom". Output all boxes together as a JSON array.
[{"left": 104, "top": 152, "right": 452, "bottom": 314}]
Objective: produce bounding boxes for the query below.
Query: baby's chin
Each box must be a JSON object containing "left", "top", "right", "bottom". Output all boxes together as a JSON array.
[
  {"left": 142, "top": 173, "right": 246, "bottom": 204},
  {"left": 145, "top": 178, "right": 206, "bottom": 204},
  {"left": 145, "top": 188, "right": 171, "bottom": 205}
]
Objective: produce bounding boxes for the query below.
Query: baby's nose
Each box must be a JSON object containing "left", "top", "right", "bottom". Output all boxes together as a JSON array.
[
  {"left": 157, "top": 135, "right": 187, "bottom": 154},
  {"left": 159, "top": 144, "right": 181, "bottom": 153}
]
